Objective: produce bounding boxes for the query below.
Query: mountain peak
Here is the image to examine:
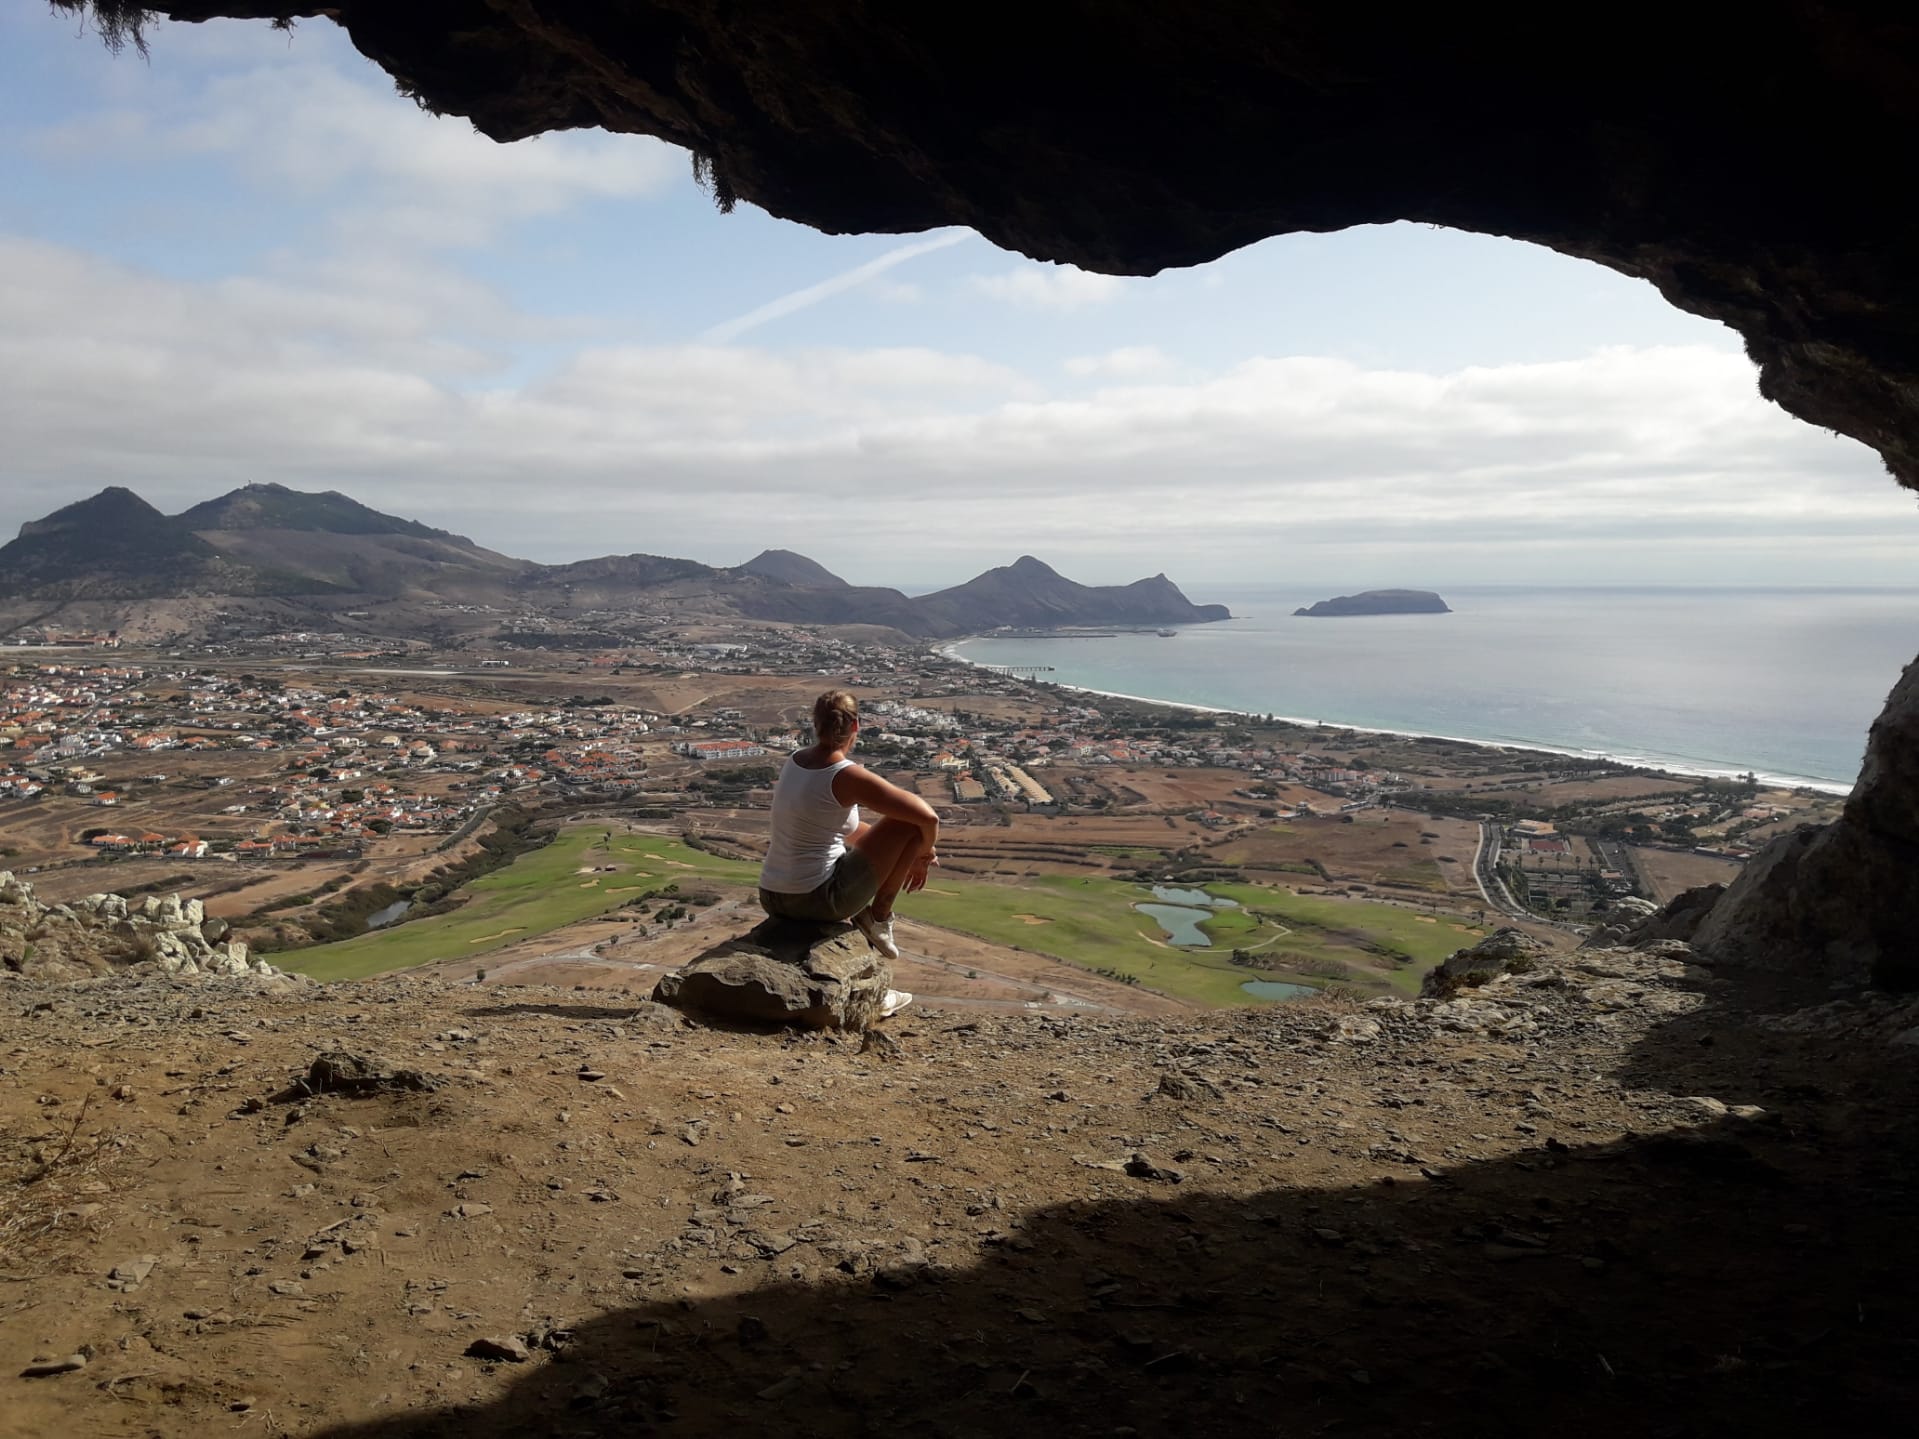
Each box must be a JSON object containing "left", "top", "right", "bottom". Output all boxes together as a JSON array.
[
  {"left": 736, "top": 549, "right": 850, "bottom": 589},
  {"left": 17, "top": 486, "right": 168, "bottom": 539},
  {"left": 177, "top": 485, "right": 452, "bottom": 541},
  {"left": 912, "top": 556, "right": 1230, "bottom": 634},
  {"left": 1006, "top": 555, "right": 1061, "bottom": 578}
]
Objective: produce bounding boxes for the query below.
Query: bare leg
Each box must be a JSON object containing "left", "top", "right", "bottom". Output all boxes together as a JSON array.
[{"left": 848, "top": 816, "right": 928, "bottom": 919}]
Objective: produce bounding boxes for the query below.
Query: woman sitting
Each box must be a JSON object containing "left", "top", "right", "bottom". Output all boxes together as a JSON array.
[{"left": 758, "top": 689, "right": 939, "bottom": 966}]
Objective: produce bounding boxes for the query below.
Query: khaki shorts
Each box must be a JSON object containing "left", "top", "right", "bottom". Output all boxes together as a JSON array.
[{"left": 759, "top": 849, "right": 880, "bottom": 924}]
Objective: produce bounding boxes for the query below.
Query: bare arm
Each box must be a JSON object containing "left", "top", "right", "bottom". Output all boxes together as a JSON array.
[{"left": 834, "top": 765, "right": 940, "bottom": 846}]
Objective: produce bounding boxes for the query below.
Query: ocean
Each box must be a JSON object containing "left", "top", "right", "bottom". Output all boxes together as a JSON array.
[{"left": 949, "top": 586, "right": 1919, "bottom": 794}]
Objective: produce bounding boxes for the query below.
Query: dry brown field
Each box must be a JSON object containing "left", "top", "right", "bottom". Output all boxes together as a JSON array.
[
  {"left": 1505, "top": 776, "right": 1695, "bottom": 804},
  {"left": 21, "top": 821, "right": 503, "bottom": 918},
  {"left": 911, "top": 692, "right": 1051, "bottom": 723},
  {"left": 1210, "top": 812, "right": 1481, "bottom": 898},
  {"left": 1096, "top": 766, "right": 1253, "bottom": 810},
  {"left": 1629, "top": 845, "right": 1745, "bottom": 904}
]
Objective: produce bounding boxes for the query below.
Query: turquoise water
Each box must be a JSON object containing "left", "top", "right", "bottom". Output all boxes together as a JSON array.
[
  {"left": 1136, "top": 884, "right": 1241, "bottom": 945},
  {"left": 1135, "top": 903, "right": 1214, "bottom": 946},
  {"left": 954, "top": 586, "right": 1919, "bottom": 792},
  {"left": 1240, "top": 979, "right": 1319, "bottom": 1001}
]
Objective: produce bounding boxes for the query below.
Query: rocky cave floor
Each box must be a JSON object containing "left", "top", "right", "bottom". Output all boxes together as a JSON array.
[{"left": 4, "top": 948, "right": 1919, "bottom": 1438}]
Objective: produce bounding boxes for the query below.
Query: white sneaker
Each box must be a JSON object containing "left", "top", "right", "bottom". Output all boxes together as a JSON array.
[
  {"left": 880, "top": 989, "right": 914, "bottom": 1018},
  {"left": 853, "top": 909, "right": 900, "bottom": 959}
]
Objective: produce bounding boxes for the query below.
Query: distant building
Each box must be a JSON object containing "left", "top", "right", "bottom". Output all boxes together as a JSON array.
[{"left": 674, "top": 739, "right": 768, "bottom": 762}]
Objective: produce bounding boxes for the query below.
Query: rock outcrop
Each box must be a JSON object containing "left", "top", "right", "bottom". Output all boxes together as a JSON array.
[
  {"left": 1582, "top": 887, "right": 1724, "bottom": 951},
  {"left": 1688, "top": 658, "right": 1919, "bottom": 989},
  {"left": 653, "top": 919, "right": 891, "bottom": 1029},
  {"left": 0, "top": 871, "right": 289, "bottom": 983},
  {"left": 1420, "top": 928, "right": 1549, "bottom": 998}
]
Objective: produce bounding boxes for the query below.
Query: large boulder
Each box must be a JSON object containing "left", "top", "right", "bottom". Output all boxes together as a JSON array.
[
  {"left": 1690, "top": 657, "right": 1919, "bottom": 989},
  {"left": 1421, "top": 927, "right": 1550, "bottom": 999},
  {"left": 1581, "top": 886, "right": 1723, "bottom": 950},
  {"left": 653, "top": 920, "right": 891, "bottom": 1030}
]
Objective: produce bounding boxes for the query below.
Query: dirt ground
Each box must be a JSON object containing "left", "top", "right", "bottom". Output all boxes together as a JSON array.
[
  {"left": 5, "top": 945, "right": 1918, "bottom": 1439},
  {"left": 1211, "top": 812, "right": 1481, "bottom": 896},
  {"left": 1488, "top": 775, "right": 1695, "bottom": 804},
  {"left": 1629, "top": 845, "right": 1747, "bottom": 904}
]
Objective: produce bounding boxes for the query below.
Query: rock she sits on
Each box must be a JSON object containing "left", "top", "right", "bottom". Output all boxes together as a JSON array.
[{"left": 653, "top": 919, "right": 891, "bottom": 1030}]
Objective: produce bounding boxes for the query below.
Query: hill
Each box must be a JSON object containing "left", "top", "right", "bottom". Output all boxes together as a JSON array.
[
  {"left": 0, "top": 484, "right": 525, "bottom": 601},
  {"left": 1294, "top": 588, "right": 1451, "bottom": 617},
  {"left": 174, "top": 483, "right": 452, "bottom": 540},
  {"left": 0, "top": 487, "right": 255, "bottom": 599},
  {"left": 913, "top": 555, "right": 1231, "bottom": 634},
  {"left": 735, "top": 548, "right": 849, "bottom": 588}
]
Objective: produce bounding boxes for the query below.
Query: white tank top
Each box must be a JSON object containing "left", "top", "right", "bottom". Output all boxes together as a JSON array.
[{"left": 759, "top": 755, "right": 860, "bottom": 893}]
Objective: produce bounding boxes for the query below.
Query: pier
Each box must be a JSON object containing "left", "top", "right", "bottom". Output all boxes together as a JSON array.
[{"left": 976, "top": 664, "right": 1056, "bottom": 678}]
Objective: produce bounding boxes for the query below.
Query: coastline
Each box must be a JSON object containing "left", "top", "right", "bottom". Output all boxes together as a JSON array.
[{"left": 936, "top": 640, "right": 1853, "bottom": 797}]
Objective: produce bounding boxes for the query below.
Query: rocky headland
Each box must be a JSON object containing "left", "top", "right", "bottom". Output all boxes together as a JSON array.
[{"left": 1294, "top": 589, "right": 1452, "bottom": 617}]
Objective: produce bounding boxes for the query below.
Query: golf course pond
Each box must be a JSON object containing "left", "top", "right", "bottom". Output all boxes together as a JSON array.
[
  {"left": 1135, "top": 884, "right": 1240, "bottom": 946},
  {"left": 365, "top": 898, "right": 413, "bottom": 930},
  {"left": 1239, "top": 979, "right": 1318, "bottom": 1000}
]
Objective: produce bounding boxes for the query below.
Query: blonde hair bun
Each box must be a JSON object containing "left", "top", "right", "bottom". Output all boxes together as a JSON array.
[{"left": 812, "top": 689, "right": 858, "bottom": 745}]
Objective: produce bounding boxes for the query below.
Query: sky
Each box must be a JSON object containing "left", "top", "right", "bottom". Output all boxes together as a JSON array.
[{"left": 3, "top": 9, "right": 1916, "bottom": 593}]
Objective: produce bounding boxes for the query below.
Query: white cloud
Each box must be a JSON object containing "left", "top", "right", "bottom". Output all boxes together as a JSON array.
[
  {"left": 1065, "top": 346, "right": 1174, "bottom": 378},
  {"left": 1, "top": 232, "right": 1908, "bottom": 583},
  {"left": 969, "top": 264, "right": 1132, "bottom": 310},
  {"left": 31, "top": 47, "right": 680, "bottom": 246}
]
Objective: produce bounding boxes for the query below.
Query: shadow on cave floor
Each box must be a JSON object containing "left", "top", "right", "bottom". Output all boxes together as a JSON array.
[{"left": 314, "top": 975, "right": 1919, "bottom": 1439}]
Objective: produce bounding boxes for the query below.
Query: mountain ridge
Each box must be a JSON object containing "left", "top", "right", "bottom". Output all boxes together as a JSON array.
[{"left": 0, "top": 486, "right": 1230, "bottom": 637}]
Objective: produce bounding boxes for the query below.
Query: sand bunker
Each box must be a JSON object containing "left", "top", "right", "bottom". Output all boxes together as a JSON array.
[
  {"left": 578, "top": 879, "right": 601, "bottom": 888},
  {"left": 663, "top": 860, "right": 698, "bottom": 869},
  {"left": 1416, "top": 915, "right": 1437, "bottom": 923},
  {"left": 1012, "top": 913, "right": 1053, "bottom": 925},
  {"left": 468, "top": 928, "right": 526, "bottom": 944}
]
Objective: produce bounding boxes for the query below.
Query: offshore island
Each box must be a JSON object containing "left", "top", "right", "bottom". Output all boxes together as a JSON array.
[{"left": 1295, "top": 588, "right": 1452, "bottom": 616}]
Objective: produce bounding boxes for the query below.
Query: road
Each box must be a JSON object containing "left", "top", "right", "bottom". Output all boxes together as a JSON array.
[{"left": 1472, "top": 820, "right": 1532, "bottom": 920}]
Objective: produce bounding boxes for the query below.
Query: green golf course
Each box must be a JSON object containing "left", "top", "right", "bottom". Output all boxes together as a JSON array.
[
  {"left": 287, "top": 824, "right": 1481, "bottom": 1001},
  {"left": 286, "top": 829, "right": 753, "bottom": 981}
]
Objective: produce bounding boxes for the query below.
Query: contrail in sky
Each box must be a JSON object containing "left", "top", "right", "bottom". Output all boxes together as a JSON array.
[{"left": 701, "top": 230, "right": 970, "bottom": 343}]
